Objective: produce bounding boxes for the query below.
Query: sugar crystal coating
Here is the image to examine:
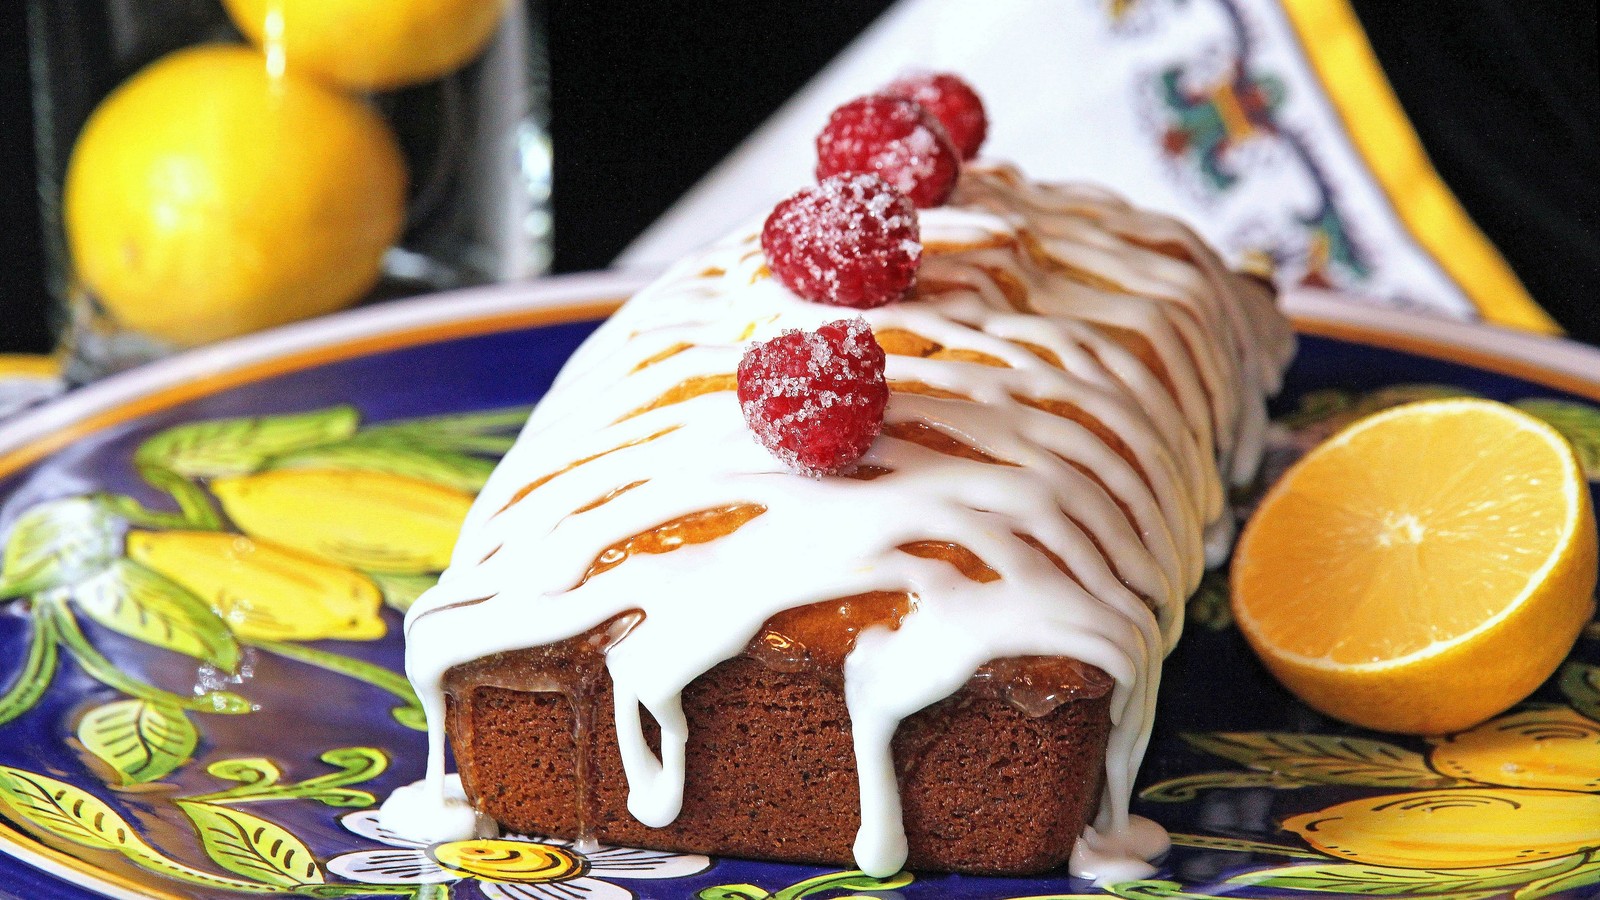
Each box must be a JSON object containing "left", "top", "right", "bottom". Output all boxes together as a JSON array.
[
  {"left": 762, "top": 173, "right": 921, "bottom": 309},
  {"left": 815, "top": 95, "right": 960, "bottom": 208},
  {"left": 885, "top": 72, "right": 988, "bottom": 161},
  {"left": 736, "top": 318, "right": 889, "bottom": 477}
]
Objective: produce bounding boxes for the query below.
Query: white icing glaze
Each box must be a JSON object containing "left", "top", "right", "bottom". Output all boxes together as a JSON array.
[
  {"left": 377, "top": 773, "right": 489, "bottom": 844},
  {"left": 1069, "top": 815, "right": 1173, "bottom": 883},
  {"left": 385, "top": 163, "right": 1296, "bottom": 880}
]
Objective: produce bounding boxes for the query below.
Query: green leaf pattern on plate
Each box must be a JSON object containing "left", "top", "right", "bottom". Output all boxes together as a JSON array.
[
  {"left": 77, "top": 699, "right": 197, "bottom": 785},
  {"left": 1515, "top": 855, "right": 1600, "bottom": 900},
  {"left": 60, "top": 558, "right": 241, "bottom": 670},
  {"left": 0, "top": 764, "right": 147, "bottom": 853},
  {"left": 0, "top": 612, "right": 57, "bottom": 726},
  {"left": 1276, "top": 384, "right": 1481, "bottom": 433},
  {"left": 1183, "top": 570, "right": 1231, "bottom": 632},
  {"left": 1140, "top": 769, "right": 1316, "bottom": 802},
  {"left": 1166, "top": 833, "right": 1324, "bottom": 859},
  {"left": 366, "top": 571, "right": 438, "bottom": 614},
  {"left": 191, "top": 747, "right": 387, "bottom": 808},
  {"left": 698, "top": 870, "right": 916, "bottom": 900},
  {"left": 43, "top": 599, "right": 253, "bottom": 714},
  {"left": 0, "top": 497, "right": 122, "bottom": 598},
  {"left": 136, "top": 407, "right": 362, "bottom": 479},
  {"left": 271, "top": 440, "right": 497, "bottom": 494},
  {"left": 0, "top": 404, "right": 510, "bottom": 790},
  {"left": 1229, "top": 857, "right": 1591, "bottom": 897},
  {"left": 1558, "top": 661, "right": 1600, "bottom": 721},
  {"left": 1179, "top": 732, "right": 1469, "bottom": 789},
  {"left": 200, "top": 757, "right": 284, "bottom": 796},
  {"left": 0, "top": 766, "right": 282, "bottom": 893},
  {"left": 293, "top": 886, "right": 419, "bottom": 898},
  {"left": 178, "top": 801, "right": 325, "bottom": 887},
  {"left": 359, "top": 406, "right": 531, "bottom": 444}
]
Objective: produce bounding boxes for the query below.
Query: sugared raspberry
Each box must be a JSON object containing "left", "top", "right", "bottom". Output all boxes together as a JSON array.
[
  {"left": 815, "top": 95, "right": 960, "bottom": 208},
  {"left": 885, "top": 72, "right": 988, "bottom": 160},
  {"left": 761, "top": 173, "right": 920, "bottom": 309},
  {"left": 737, "top": 318, "right": 889, "bottom": 477}
]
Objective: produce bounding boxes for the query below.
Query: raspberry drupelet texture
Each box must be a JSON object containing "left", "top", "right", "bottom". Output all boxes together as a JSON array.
[
  {"left": 885, "top": 72, "right": 988, "bottom": 161},
  {"left": 736, "top": 318, "right": 889, "bottom": 477},
  {"left": 815, "top": 95, "right": 960, "bottom": 208},
  {"left": 761, "top": 173, "right": 921, "bottom": 309}
]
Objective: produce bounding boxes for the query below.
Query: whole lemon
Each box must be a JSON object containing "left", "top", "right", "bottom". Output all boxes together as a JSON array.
[
  {"left": 64, "top": 45, "right": 406, "bottom": 347},
  {"left": 223, "top": 0, "right": 511, "bottom": 91}
]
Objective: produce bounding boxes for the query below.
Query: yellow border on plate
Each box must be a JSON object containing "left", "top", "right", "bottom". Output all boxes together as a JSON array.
[
  {"left": 0, "top": 297, "right": 1598, "bottom": 895},
  {"left": 0, "top": 299, "right": 622, "bottom": 480},
  {"left": 1277, "top": 0, "right": 1559, "bottom": 335},
  {"left": 0, "top": 818, "right": 181, "bottom": 900}
]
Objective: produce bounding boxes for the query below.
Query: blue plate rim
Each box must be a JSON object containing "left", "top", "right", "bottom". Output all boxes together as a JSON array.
[{"left": 5, "top": 279, "right": 1600, "bottom": 478}]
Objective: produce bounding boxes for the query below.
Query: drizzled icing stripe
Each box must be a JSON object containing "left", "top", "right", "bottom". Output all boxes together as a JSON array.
[{"left": 381, "top": 164, "right": 1296, "bottom": 881}]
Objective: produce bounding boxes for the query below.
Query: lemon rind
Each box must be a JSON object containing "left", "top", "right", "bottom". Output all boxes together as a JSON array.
[{"left": 1232, "top": 398, "right": 1592, "bottom": 675}]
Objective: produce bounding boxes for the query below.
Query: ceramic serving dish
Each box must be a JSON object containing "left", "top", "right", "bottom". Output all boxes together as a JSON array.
[{"left": 0, "top": 273, "right": 1596, "bottom": 900}]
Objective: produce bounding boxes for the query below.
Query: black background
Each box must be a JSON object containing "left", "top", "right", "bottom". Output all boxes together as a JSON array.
[{"left": 1, "top": 1, "right": 1595, "bottom": 355}]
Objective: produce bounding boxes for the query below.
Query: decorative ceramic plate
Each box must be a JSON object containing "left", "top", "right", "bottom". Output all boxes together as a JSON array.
[{"left": 0, "top": 273, "right": 1596, "bottom": 900}]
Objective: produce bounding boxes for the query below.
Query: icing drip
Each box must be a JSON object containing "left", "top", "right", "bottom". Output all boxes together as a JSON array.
[
  {"left": 378, "top": 773, "right": 487, "bottom": 845},
  {"left": 1070, "top": 815, "right": 1173, "bottom": 883},
  {"left": 386, "top": 163, "right": 1296, "bottom": 880}
]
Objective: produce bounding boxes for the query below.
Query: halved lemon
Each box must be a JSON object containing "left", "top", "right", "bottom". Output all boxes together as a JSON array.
[{"left": 1231, "top": 398, "right": 1596, "bottom": 734}]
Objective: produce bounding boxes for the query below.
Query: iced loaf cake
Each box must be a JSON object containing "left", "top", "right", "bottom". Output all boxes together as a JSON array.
[{"left": 381, "top": 78, "right": 1296, "bottom": 881}]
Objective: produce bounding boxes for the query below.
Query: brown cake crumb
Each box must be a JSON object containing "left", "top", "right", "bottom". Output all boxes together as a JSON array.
[{"left": 446, "top": 652, "right": 1112, "bottom": 875}]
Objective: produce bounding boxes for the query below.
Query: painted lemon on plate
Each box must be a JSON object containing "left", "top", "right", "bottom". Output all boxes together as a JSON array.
[
  {"left": 1428, "top": 707, "right": 1600, "bottom": 792},
  {"left": 64, "top": 45, "right": 406, "bottom": 347},
  {"left": 211, "top": 469, "right": 473, "bottom": 574},
  {"left": 1283, "top": 789, "right": 1600, "bottom": 868},
  {"left": 128, "top": 529, "right": 385, "bottom": 641}
]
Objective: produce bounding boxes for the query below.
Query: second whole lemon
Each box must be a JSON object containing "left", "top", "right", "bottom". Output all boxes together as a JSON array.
[
  {"left": 64, "top": 45, "right": 406, "bottom": 347},
  {"left": 224, "top": 0, "right": 511, "bottom": 91}
]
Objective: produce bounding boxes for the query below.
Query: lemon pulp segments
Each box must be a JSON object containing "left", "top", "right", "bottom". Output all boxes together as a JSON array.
[{"left": 1231, "top": 398, "right": 1597, "bottom": 734}]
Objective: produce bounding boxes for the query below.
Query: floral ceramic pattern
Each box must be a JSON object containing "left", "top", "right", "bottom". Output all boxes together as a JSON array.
[
  {"left": 0, "top": 313, "right": 1596, "bottom": 899},
  {"left": 327, "top": 809, "right": 710, "bottom": 899},
  {"left": 1127, "top": 0, "right": 1373, "bottom": 294},
  {"left": 0, "top": 401, "right": 531, "bottom": 896},
  {"left": 0, "top": 403, "right": 529, "bottom": 759}
]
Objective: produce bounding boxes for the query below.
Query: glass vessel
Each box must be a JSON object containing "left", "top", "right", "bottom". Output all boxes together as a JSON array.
[{"left": 28, "top": 0, "right": 551, "bottom": 382}]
